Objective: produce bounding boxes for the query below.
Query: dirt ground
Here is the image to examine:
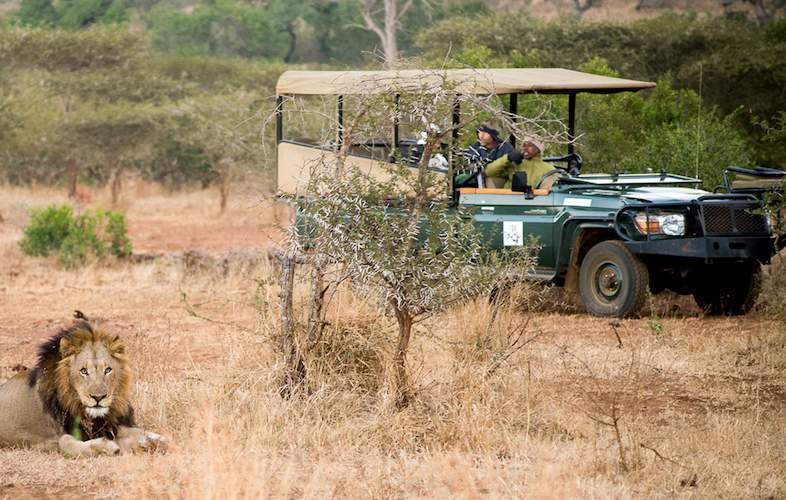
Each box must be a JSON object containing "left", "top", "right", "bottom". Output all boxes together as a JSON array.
[{"left": 0, "top": 184, "right": 784, "bottom": 499}]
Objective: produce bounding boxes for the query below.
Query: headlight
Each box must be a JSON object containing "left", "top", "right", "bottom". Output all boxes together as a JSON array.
[
  {"left": 634, "top": 213, "right": 686, "bottom": 236},
  {"left": 765, "top": 214, "right": 774, "bottom": 231}
]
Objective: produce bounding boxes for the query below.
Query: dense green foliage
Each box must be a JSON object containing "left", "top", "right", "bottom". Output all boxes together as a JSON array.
[
  {"left": 10, "top": 0, "right": 490, "bottom": 63},
  {"left": 13, "top": 0, "right": 128, "bottom": 29},
  {"left": 0, "top": 26, "right": 274, "bottom": 190},
  {"left": 571, "top": 59, "right": 751, "bottom": 187},
  {"left": 418, "top": 14, "right": 786, "bottom": 169},
  {"left": 0, "top": 8, "right": 783, "bottom": 192},
  {"left": 20, "top": 204, "right": 132, "bottom": 267},
  {"left": 19, "top": 204, "right": 74, "bottom": 256},
  {"left": 0, "top": 25, "right": 145, "bottom": 70},
  {"left": 150, "top": 0, "right": 288, "bottom": 58}
]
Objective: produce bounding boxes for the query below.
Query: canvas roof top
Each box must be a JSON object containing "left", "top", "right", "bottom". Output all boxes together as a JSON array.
[{"left": 276, "top": 68, "right": 656, "bottom": 96}]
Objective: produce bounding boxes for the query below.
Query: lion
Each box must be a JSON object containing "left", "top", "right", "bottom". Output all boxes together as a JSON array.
[{"left": 0, "top": 317, "right": 167, "bottom": 457}]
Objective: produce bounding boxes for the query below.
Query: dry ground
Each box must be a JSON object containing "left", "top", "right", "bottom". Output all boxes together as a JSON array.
[{"left": 0, "top": 183, "right": 784, "bottom": 499}]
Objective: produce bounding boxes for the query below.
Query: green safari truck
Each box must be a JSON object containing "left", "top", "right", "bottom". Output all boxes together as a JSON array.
[
  {"left": 458, "top": 170, "right": 783, "bottom": 317},
  {"left": 275, "top": 69, "right": 785, "bottom": 317}
]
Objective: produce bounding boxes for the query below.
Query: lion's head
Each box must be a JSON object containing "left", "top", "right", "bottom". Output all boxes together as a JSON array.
[{"left": 29, "top": 320, "right": 135, "bottom": 439}]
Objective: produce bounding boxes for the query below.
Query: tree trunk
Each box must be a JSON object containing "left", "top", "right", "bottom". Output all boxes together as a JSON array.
[
  {"left": 391, "top": 301, "right": 413, "bottom": 408},
  {"left": 306, "top": 263, "right": 327, "bottom": 346},
  {"left": 110, "top": 164, "right": 124, "bottom": 206},
  {"left": 276, "top": 252, "right": 306, "bottom": 397},
  {"left": 66, "top": 159, "right": 78, "bottom": 199},
  {"left": 360, "top": 0, "right": 413, "bottom": 68},
  {"left": 283, "top": 24, "right": 297, "bottom": 63},
  {"left": 383, "top": 0, "right": 398, "bottom": 67},
  {"left": 217, "top": 160, "right": 231, "bottom": 214}
]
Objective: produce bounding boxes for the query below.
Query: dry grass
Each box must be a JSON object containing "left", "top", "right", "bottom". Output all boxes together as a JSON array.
[{"left": 1, "top": 184, "right": 785, "bottom": 499}]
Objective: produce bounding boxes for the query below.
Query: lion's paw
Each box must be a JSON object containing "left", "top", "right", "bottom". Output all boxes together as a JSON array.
[
  {"left": 90, "top": 438, "right": 121, "bottom": 456},
  {"left": 138, "top": 432, "right": 168, "bottom": 454}
]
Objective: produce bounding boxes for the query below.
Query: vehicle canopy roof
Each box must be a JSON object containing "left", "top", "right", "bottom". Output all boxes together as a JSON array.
[{"left": 275, "top": 68, "right": 656, "bottom": 96}]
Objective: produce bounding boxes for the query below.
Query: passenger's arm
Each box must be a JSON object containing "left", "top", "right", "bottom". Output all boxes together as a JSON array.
[{"left": 485, "top": 154, "right": 511, "bottom": 177}]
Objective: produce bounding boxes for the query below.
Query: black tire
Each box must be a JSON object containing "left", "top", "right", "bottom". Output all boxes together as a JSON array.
[
  {"left": 693, "top": 263, "right": 762, "bottom": 316},
  {"left": 579, "top": 240, "right": 649, "bottom": 317}
]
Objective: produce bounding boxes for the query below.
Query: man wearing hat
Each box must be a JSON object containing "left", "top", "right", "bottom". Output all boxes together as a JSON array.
[
  {"left": 463, "top": 124, "right": 514, "bottom": 166},
  {"left": 485, "top": 137, "right": 555, "bottom": 190}
]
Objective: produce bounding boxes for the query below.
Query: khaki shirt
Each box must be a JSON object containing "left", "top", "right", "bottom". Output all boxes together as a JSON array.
[{"left": 485, "top": 154, "right": 555, "bottom": 189}]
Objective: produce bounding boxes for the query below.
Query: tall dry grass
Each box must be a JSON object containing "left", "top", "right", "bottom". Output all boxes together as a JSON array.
[
  {"left": 112, "top": 261, "right": 786, "bottom": 499},
  {"left": 0, "top": 185, "right": 784, "bottom": 498}
]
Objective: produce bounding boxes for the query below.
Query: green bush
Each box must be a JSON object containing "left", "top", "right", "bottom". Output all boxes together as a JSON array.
[
  {"left": 12, "top": 0, "right": 59, "bottom": 27},
  {"left": 0, "top": 26, "right": 147, "bottom": 71},
  {"left": 149, "top": 0, "right": 288, "bottom": 59},
  {"left": 13, "top": 0, "right": 129, "bottom": 29},
  {"left": 19, "top": 204, "right": 73, "bottom": 256},
  {"left": 19, "top": 204, "right": 132, "bottom": 267}
]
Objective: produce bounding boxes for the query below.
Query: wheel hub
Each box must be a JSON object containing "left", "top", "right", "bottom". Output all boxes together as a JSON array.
[{"left": 596, "top": 262, "right": 622, "bottom": 299}]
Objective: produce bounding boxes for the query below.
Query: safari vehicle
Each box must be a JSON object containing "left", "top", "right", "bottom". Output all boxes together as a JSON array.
[{"left": 274, "top": 69, "right": 785, "bottom": 317}]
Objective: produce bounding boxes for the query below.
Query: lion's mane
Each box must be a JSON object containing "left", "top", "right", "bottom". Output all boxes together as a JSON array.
[{"left": 27, "top": 320, "right": 135, "bottom": 440}]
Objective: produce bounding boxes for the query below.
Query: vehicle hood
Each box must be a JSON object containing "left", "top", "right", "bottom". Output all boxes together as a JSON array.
[{"left": 620, "top": 187, "right": 710, "bottom": 204}]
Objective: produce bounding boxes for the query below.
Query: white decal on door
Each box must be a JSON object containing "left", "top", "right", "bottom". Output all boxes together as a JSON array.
[
  {"left": 503, "top": 221, "right": 524, "bottom": 246},
  {"left": 564, "top": 197, "right": 592, "bottom": 207}
]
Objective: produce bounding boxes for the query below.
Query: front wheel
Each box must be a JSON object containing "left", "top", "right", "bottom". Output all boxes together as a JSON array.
[
  {"left": 693, "top": 263, "right": 761, "bottom": 315},
  {"left": 579, "top": 240, "right": 649, "bottom": 317}
]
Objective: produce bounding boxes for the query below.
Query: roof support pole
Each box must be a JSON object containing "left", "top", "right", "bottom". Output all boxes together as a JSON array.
[
  {"left": 508, "top": 93, "right": 518, "bottom": 148},
  {"left": 275, "top": 96, "right": 283, "bottom": 144},
  {"left": 568, "top": 92, "right": 576, "bottom": 155},
  {"left": 275, "top": 96, "right": 283, "bottom": 191},
  {"left": 337, "top": 95, "right": 344, "bottom": 150},
  {"left": 393, "top": 93, "right": 400, "bottom": 154},
  {"left": 450, "top": 96, "right": 461, "bottom": 195}
]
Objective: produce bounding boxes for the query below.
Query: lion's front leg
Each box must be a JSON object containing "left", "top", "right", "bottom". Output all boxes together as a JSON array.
[
  {"left": 58, "top": 434, "right": 120, "bottom": 457},
  {"left": 116, "top": 425, "right": 168, "bottom": 454}
]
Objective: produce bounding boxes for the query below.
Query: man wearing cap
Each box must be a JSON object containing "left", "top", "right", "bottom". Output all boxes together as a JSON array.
[
  {"left": 485, "top": 137, "right": 555, "bottom": 190},
  {"left": 464, "top": 125, "right": 514, "bottom": 166}
]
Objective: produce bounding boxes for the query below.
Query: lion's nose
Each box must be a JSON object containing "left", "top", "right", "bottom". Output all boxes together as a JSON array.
[{"left": 91, "top": 394, "right": 107, "bottom": 404}]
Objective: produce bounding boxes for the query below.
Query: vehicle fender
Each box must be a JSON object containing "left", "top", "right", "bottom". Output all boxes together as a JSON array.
[{"left": 559, "top": 222, "right": 619, "bottom": 293}]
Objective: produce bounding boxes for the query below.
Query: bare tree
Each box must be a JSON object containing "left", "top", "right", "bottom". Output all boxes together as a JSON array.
[
  {"left": 287, "top": 70, "right": 560, "bottom": 406},
  {"left": 177, "top": 91, "right": 264, "bottom": 213},
  {"left": 360, "top": 0, "right": 416, "bottom": 67}
]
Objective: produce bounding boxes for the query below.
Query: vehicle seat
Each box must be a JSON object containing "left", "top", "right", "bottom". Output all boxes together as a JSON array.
[{"left": 536, "top": 169, "right": 564, "bottom": 191}]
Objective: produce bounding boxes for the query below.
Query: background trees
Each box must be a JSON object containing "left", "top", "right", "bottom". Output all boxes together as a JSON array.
[{"left": 0, "top": 3, "right": 784, "bottom": 193}]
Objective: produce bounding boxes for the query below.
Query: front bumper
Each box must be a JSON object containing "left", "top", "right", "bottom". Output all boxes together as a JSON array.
[
  {"left": 624, "top": 235, "right": 774, "bottom": 262},
  {"left": 614, "top": 194, "right": 775, "bottom": 263}
]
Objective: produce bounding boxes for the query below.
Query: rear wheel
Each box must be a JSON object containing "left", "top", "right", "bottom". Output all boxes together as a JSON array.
[
  {"left": 579, "top": 240, "right": 649, "bottom": 317},
  {"left": 693, "top": 263, "right": 761, "bottom": 315}
]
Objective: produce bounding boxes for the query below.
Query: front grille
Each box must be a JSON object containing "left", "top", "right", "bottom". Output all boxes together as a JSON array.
[{"left": 701, "top": 204, "right": 768, "bottom": 235}]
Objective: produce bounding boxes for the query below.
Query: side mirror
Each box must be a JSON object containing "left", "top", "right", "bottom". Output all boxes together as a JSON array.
[{"left": 511, "top": 172, "right": 531, "bottom": 194}]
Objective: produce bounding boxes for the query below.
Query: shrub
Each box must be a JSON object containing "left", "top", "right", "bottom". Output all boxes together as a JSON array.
[
  {"left": 149, "top": 0, "right": 288, "bottom": 59},
  {"left": 0, "top": 26, "right": 147, "bottom": 71},
  {"left": 12, "top": 0, "right": 129, "bottom": 30},
  {"left": 19, "top": 204, "right": 132, "bottom": 267},
  {"left": 19, "top": 204, "right": 73, "bottom": 256}
]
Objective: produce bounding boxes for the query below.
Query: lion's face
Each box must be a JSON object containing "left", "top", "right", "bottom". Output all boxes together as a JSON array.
[
  {"left": 68, "top": 343, "right": 123, "bottom": 418},
  {"left": 56, "top": 330, "right": 130, "bottom": 420}
]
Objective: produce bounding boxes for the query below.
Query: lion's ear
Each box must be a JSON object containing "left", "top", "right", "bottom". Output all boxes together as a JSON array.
[
  {"left": 59, "top": 337, "right": 76, "bottom": 358},
  {"left": 109, "top": 335, "right": 125, "bottom": 356}
]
